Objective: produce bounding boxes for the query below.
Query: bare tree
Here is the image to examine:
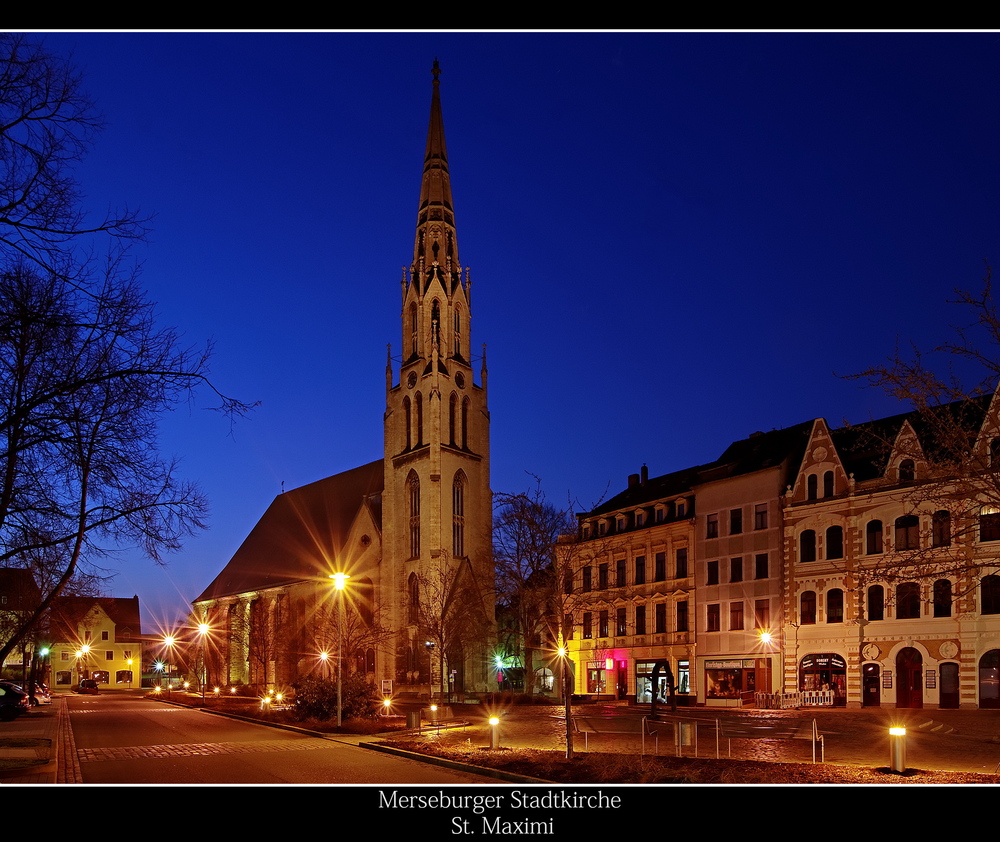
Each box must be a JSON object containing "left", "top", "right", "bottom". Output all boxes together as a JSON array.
[
  {"left": 843, "top": 267, "right": 1000, "bottom": 591},
  {"left": 0, "top": 33, "right": 147, "bottom": 276}
]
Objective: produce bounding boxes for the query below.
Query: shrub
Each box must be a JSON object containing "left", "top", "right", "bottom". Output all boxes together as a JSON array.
[{"left": 293, "top": 673, "right": 380, "bottom": 723}]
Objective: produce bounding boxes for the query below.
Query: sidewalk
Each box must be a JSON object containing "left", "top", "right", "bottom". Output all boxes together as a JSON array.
[{"left": 0, "top": 695, "right": 62, "bottom": 784}]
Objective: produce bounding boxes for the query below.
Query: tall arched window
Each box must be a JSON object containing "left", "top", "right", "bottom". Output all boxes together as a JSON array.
[
  {"left": 896, "top": 582, "right": 921, "bottom": 619},
  {"left": 933, "top": 579, "right": 952, "bottom": 618},
  {"left": 932, "top": 510, "right": 951, "bottom": 547},
  {"left": 807, "top": 474, "right": 818, "bottom": 500},
  {"left": 452, "top": 472, "right": 466, "bottom": 558},
  {"left": 826, "top": 588, "right": 844, "bottom": 623},
  {"left": 431, "top": 299, "right": 441, "bottom": 347},
  {"left": 448, "top": 392, "right": 457, "bottom": 446},
  {"left": 461, "top": 396, "right": 470, "bottom": 449},
  {"left": 867, "top": 585, "right": 884, "bottom": 621},
  {"left": 453, "top": 304, "right": 462, "bottom": 356},
  {"left": 407, "top": 573, "right": 420, "bottom": 624},
  {"left": 982, "top": 574, "right": 1000, "bottom": 614},
  {"left": 409, "top": 303, "right": 418, "bottom": 356},
  {"left": 408, "top": 472, "right": 420, "bottom": 559},
  {"left": 800, "top": 530, "right": 817, "bottom": 563},
  {"left": 899, "top": 459, "right": 915, "bottom": 482},
  {"left": 402, "top": 396, "right": 412, "bottom": 450},
  {"left": 826, "top": 525, "right": 844, "bottom": 560},
  {"left": 823, "top": 470, "right": 834, "bottom": 497},
  {"left": 415, "top": 392, "right": 423, "bottom": 446}
]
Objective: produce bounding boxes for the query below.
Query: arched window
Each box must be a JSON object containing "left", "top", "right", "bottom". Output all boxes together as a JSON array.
[
  {"left": 823, "top": 470, "right": 834, "bottom": 497},
  {"left": 895, "top": 515, "right": 920, "bottom": 550},
  {"left": 415, "top": 392, "right": 423, "bottom": 446},
  {"left": 408, "top": 472, "right": 420, "bottom": 559},
  {"left": 866, "top": 520, "right": 884, "bottom": 554},
  {"left": 867, "top": 585, "right": 884, "bottom": 621},
  {"left": 431, "top": 299, "right": 441, "bottom": 347},
  {"left": 899, "top": 459, "right": 915, "bottom": 482},
  {"left": 826, "top": 525, "right": 844, "bottom": 560},
  {"left": 453, "top": 304, "right": 462, "bottom": 356},
  {"left": 800, "top": 530, "right": 817, "bottom": 563},
  {"left": 933, "top": 579, "right": 952, "bottom": 618},
  {"left": 807, "top": 474, "right": 818, "bottom": 500},
  {"left": 826, "top": 588, "right": 844, "bottom": 623},
  {"left": 409, "top": 303, "right": 418, "bottom": 356},
  {"left": 932, "top": 510, "right": 951, "bottom": 547},
  {"left": 452, "top": 472, "right": 466, "bottom": 558},
  {"left": 461, "top": 397, "right": 470, "bottom": 449},
  {"left": 356, "top": 577, "right": 375, "bottom": 627},
  {"left": 896, "top": 582, "right": 921, "bottom": 619},
  {"left": 982, "top": 574, "right": 1000, "bottom": 615},
  {"left": 800, "top": 591, "right": 816, "bottom": 624},
  {"left": 402, "top": 396, "right": 412, "bottom": 450},
  {"left": 448, "top": 392, "right": 457, "bottom": 446},
  {"left": 981, "top": 506, "right": 1000, "bottom": 542}
]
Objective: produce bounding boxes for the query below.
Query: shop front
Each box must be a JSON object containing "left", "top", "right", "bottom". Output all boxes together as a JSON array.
[
  {"left": 704, "top": 658, "right": 762, "bottom": 705},
  {"left": 799, "top": 652, "right": 847, "bottom": 705},
  {"left": 636, "top": 659, "right": 691, "bottom": 704}
]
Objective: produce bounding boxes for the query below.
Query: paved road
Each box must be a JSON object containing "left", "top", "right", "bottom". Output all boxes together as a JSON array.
[{"left": 64, "top": 691, "right": 495, "bottom": 784}]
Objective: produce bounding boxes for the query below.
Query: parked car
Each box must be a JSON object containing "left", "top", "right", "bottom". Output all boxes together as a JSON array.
[
  {"left": 0, "top": 681, "right": 31, "bottom": 721},
  {"left": 75, "top": 679, "right": 99, "bottom": 695},
  {"left": 29, "top": 682, "right": 51, "bottom": 705}
]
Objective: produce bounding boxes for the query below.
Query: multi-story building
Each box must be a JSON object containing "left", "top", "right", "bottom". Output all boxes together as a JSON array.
[
  {"left": 48, "top": 596, "right": 143, "bottom": 690},
  {"left": 193, "top": 63, "right": 495, "bottom": 699}
]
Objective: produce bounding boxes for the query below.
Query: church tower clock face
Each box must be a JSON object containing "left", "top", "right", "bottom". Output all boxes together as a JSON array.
[{"left": 407, "top": 371, "right": 417, "bottom": 389}]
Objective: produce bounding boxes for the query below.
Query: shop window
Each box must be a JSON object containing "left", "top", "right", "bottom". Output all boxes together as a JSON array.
[
  {"left": 115, "top": 670, "right": 133, "bottom": 684},
  {"left": 867, "top": 585, "right": 884, "bottom": 621},
  {"left": 896, "top": 582, "right": 921, "bottom": 619},
  {"left": 895, "top": 515, "right": 920, "bottom": 550},
  {"left": 707, "top": 560, "right": 719, "bottom": 585},
  {"left": 982, "top": 574, "right": 1000, "bottom": 615},
  {"left": 933, "top": 579, "right": 952, "bottom": 618},
  {"left": 826, "top": 526, "right": 844, "bottom": 559},
  {"left": 866, "top": 520, "right": 884, "bottom": 554},
  {"left": 826, "top": 589, "right": 844, "bottom": 623},
  {"left": 755, "top": 553, "right": 769, "bottom": 579},
  {"left": 706, "top": 604, "right": 720, "bottom": 632},
  {"left": 730, "top": 557, "right": 743, "bottom": 583},
  {"left": 800, "top": 529, "right": 817, "bottom": 562},
  {"left": 800, "top": 590, "right": 816, "bottom": 624},
  {"left": 981, "top": 507, "right": 1000, "bottom": 542}
]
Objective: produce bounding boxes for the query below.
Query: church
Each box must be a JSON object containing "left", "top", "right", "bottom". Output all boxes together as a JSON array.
[{"left": 193, "top": 63, "right": 495, "bottom": 700}]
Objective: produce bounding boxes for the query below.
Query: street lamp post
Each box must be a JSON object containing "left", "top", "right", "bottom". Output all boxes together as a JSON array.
[
  {"left": 330, "top": 573, "right": 350, "bottom": 727},
  {"left": 197, "top": 622, "right": 210, "bottom": 702},
  {"left": 558, "top": 646, "right": 573, "bottom": 759}
]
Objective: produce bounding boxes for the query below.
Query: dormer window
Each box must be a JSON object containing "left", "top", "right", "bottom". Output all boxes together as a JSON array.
[
  {"left": 676, "top": 500, "right": 686, "bottom": 518},
  {"left": 635, "top": 510, "right": 645, "bottom": 527},
  {"left": 899, "top": 460, "right": 915, "bottom": 483}
]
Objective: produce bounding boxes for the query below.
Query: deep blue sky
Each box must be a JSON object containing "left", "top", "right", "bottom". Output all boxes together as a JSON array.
[{"left": 26, "top": 31, "right": 1000, "bottom": 632}]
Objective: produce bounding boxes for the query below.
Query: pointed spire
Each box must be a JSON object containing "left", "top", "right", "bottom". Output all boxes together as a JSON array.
[{"left": 412, "top": 59, "right": 460, "bottom": 291}]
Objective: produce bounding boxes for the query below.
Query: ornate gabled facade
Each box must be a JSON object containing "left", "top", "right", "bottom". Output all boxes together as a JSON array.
[
  {"left": 782, "top": 392, "right": 1000, "bottom": 709},
  {"left": 194, "top": 64, "right": 494, "bottom": 700},
  {"left": 48, "top": 596, "right": 143, "bottom": 690}
]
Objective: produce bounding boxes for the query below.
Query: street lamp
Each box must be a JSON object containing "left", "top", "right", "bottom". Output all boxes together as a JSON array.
[
  {"left": 197, "top": 622, "right": 210, "bottom": 702},
  {"left": 329, "top": 572, "right": 350, "bottom": 727},
  {"left": 75, "top": 644, "right": 91, "bottom": 687},
  {"left": 557, "top": 645, "right": 573, "bottom": 759},
  {"left": 161, "top": 635, "right": 176, "bottom": 695}
]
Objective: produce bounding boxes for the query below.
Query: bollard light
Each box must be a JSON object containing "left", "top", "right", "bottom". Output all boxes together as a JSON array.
[
  {"left": 889, "top": 726, "right": 907, "bottom": 773},
  {"left": 489, "top": 715, "right": 500, "bottom": 749}
]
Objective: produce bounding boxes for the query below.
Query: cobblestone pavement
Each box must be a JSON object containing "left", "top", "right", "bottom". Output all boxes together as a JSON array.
[{"left": 410, "top": 703, "right": 1000, "bottom": 775}]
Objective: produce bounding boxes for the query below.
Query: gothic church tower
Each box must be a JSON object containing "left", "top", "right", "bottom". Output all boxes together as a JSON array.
[{"left": 384, "top": 62, "right": 493, "bottom": 694}]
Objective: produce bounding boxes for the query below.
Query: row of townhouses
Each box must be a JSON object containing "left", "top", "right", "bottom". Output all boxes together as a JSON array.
[{"left": 563, "top": 394, "right": 1000, "bottom": 709}]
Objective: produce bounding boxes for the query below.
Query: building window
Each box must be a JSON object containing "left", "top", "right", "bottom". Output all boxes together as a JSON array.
[
  {"left": 826, "top": 526, "right": 844, "bottom": 560},
  {"left": 616, "top": 607, "right": 627, "bottom": 636},
  {"left": 676, "top": 600, "right": 689, "bottom": 632},
  {"left": 675, "top": 547, "right": 688, "bottom": 578},
  {"left": 615, "top": 558, "right": 626, "bottom": 588},
  {"left": 754, "top": 553, "right": 768, "bottom": 579},
  {"left": 635, "top": 510, "right": 645, "bottom": 527},
  {"left": 800, "top": 530, "right": 817, "bottom": 563},
  {"left": 730, "top": 508, "right": 743, "bottom": 535},
  {"left": 807, "top": 474, "right": 818, "bottom": 500},
  {"left": 706, "top": 560, "right": 719, "bottom": 586},
  {"left": 800, "top": 591, "right": 816, "bottom": 625},
  {"left": 982, "top": 575, "right": 1000, "bottom": 614},
  {"left": 867, "top": 585, "right": 884, "bottom": 621},
  {"left": 101, "top": 631, "right": 109, "bottom": 641},
  {"left": 933, "top": 579, "right": 952, "bottom": 618},
  {"left": 729, "top": 601, "right": 744, "bottom": 631},
  {"left": 452, "top": 472, "right": 465, "bottom": 558},
  {"left": 634, "top": 555, "right": 646, "bottom": 585},
  {"left": 754, "top": 503, "right": 768, "bottom": 530},
  {"left": 899, "top": 459, "right": 915, "bottom": 482},
  {"left": 655, "top": 602, "right": 667, "bottom": 634},
  {"left": 866, "top": 520, "right": 884, "bottom": 554},
  {"left": 823, "top": 470, "right": 834, "bottom": 497},
  {"left": 635, "top": 605, "right": 647, "bottom": 635},
  {"left": 706, "top": 513, "right": 719, "bottom": 539},
  {"left": 826, "top": 589, "right": 844, "bottom": 623},
  {"left": 981, "top": 507, "right": 1000, "bottom": 542},
  {"left": 598, "top": 611, "right": 609, "bottom": 638},
  {"left": 896, "top": 582, "right": 921, "bottom": 619},
  {"left": 676, "top": 499, "right": 687, "bottom": 518},
  {"left": 582, "top": 567, "right": 592, "bottom": 592},
  {"left": 105, "top": 650, "right": 114, "bottom": 660},
  {"left": 932, "top": 510, "right": 951, "bottom": 547},
  {"left": 895, "top": 515, "right": 920, "bottom": 550},
  {"left": 754, "top": 599, "right": 769, "bottom": 631},
  {"left": 706, "top": 604, "right": 720, "bottom": 632},
  {"left": 730, "top": 557, "right": 743, "bottom": 583},
  {"left": 408, "top": 472, "right": 421, "bottom": 559},
  {"left": 407, "top": 573, "right": 420, "bottom": 624},
  {"left": 583, "top": 612, "right": 592, "bottom": 639},
  {"left": 598, "top": 563, "right": 608, "bottom": 590},
  {"left": 654, "top": 552, "right": 666, "bottom": 581}
]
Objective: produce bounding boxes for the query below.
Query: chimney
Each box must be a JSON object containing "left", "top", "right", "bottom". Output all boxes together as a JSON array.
[
  {"left": 628, "top": 473, "right": 640, "bottom": 488},
  {"left": 641, "top": 464, "right": 648, "bottom": 484}
]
